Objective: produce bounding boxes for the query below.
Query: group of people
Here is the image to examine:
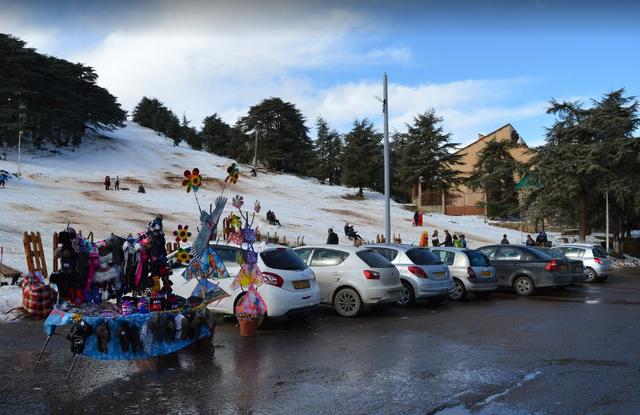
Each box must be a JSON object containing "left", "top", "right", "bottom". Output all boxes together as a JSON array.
[
  {"left": 412, "top": 211, "right": 424, "bottom": 227},
  {"left": 103, "top": 175, "right": 120, "bottom": 191},
  {"left": 525, "top": 231, "right": 548, "bottom": 247},
  {"left": 431, "top": 230, "right": 467, "bottom": 248},
  {"left": 326, "top": 222, "right": 363, "bottom": 245},
  {"left": 0, "top": 170, "right": 9, "bottom": 188}
]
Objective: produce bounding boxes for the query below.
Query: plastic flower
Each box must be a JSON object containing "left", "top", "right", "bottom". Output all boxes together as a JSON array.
[
  {"left": 231, "top": 195, "right": 244, "bottom": 209},
  {"left": 173, "top": 224, "right": 191, "bottom": 243},
  {"left": 228, "top": 213, "right": 242, "bottom": 230},
  {"left": 182, "top": 168, "right": 203, "bottom": 193},
  {"left": 225, "top": 163, "right": 239, "bottom": 184},
  {"left": 175, "top": 248, "right": 192, "bottom": 264},
  {"left": 254, "top": 200, "right": 261, "bottom": 213}
]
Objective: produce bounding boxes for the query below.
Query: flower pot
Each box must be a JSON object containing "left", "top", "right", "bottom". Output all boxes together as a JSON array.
[{"left": 238, "top": 318, "right": 258, "bottom": 337}]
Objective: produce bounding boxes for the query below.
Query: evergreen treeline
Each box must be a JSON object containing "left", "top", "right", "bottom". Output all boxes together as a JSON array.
[
  {"left": 0, "top": 34, "right": 126, "bottom": 148},
  {"left": 132, "top": 97, "right": 182, "bottom": 146}
]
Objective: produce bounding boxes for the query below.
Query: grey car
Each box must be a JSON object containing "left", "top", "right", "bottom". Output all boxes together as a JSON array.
[
  {"left": 365, "top": 244, "right": 454, "bottom": 306},
  {"left": 477, "top": 245, "right": 574, "bottom": 296},
  {"left": 430, "top": 247, "right": 498, "bottom": 301},
  {"left": 554, "top": 244, "right": 613, "bottom": 282}
]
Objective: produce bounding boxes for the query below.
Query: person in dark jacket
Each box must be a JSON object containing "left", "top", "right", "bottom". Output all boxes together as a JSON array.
[
  {"left": 431, "top": 230, "right": 440, "bottom": 247},
  {"left": 525, "top": 235, "right": 535, "bottom": 246},
  {"left": 104, "top": 175, "right": 111, "bottom": 190},
  {"left": 443, "top": 230, "right": 453, "bottom": 247},
  {"left": 501, "top": 234, "right": 510, "bottom": 244},
  {"left": 327, "top": 228, "right": 339, "bottom": 244},
  {"left": 535, "top": 231, "right": 547, "bottom": 246},
  {"left": 413, "top": 211, "right": 419, "bottom": 227}
]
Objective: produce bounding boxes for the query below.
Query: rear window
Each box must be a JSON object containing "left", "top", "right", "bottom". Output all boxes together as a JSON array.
[
  {"left": 370, "top": 247, "right": 399, "bottom": 262},
  {"left": 405, "top": 248, "right": 441, "bottom": 265},
  {"left": 527, "top": 247, "right": 554, "bottom": 261},
  {"left": 545, "top": 248, "right": 566, "bottom": 259},
  {"left": 466, "top": 250, "right": 491, "bottom": 266},
  {"left": 356, "top": 250, "right": 394, "bottom": 268},
  {"left": 592, "top": 246, "right": 607, "bottom": 258},
  {"left": 310, "top": 249, "right": 350, "bottom": 266},
  {"left": 260, "top": 249, "right": 307, "bottom": 271}
]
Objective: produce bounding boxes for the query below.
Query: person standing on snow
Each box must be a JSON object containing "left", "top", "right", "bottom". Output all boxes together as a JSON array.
[
  {"left": 460, "top": 234, "right": 468, "bottom": 248},
  {"left": 104, "top": 175, "right": 111, "bottom": 190},
  {"left": 443, "top": 230, "right": 453, "bottom": 247},
  {"left": 431, "top": 230, "right": 441, "bottom": 247},
  {"left": 453, "top": 234, "right": 463, "bottom": 248},
  {"left": 413, "top": 211, "right": 419, "bottom": 227},
  {"left": 501, "top": 234, "right": 510, "bottom": 244},
  {"left": 526, "top": 235, "right": 535, "bottom": 246},
  {"left": 327, "top": 228, "right": 339, "bottom": 245},
  {"left": 115, "top": 176, "right": 120, "bottom": 191}
]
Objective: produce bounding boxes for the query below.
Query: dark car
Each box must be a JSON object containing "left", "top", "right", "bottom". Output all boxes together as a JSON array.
[
  {"left": 476, "top": 245, "right": 575, "bottom": 296},
  {"left": 544, "top": 247, "right": 586, "bottom": 285}
]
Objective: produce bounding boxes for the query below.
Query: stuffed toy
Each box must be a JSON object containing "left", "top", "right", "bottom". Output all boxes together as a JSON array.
[
  {"left": 137, "top": 298, "right": 149, "bottom": 314},
  {"left": 151, "top": 275, "right": 161, "bottom": 295},
  {"left": 150, "top": 294, "right": 163, "bottom": 312},
  {"left": 67, "top": 320, "right": 93, "bottom": 355},
  {"left": 147, "top": 313, "right": 168, "bottom": 342},
  {"left": 118, "top": 321, "right": 131, "bottom": 352},
  {"left": 174, "top": 313, "right": 185, "bottom": 340},
  {"left": 95, "top": 320, "right": 111, "bottom": 354},
  {"left": 180, "top": 312, "right": 193, "bottom": 340},
  {"left": 121, "top": 300, "right": 133, "bottom": 316}
]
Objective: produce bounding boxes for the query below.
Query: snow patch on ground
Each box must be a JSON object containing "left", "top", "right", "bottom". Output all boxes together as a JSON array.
[
  {"left": 0, "top": 285, "right": 23, "bottom": 322},
  {"left": 0, "top": 122, "right": 532, "bottom": 273}
]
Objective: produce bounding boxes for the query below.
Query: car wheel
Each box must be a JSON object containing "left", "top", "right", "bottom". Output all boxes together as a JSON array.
[
  {"left": 513, "top": 276, "right": 534, "bottom": 296},
  {"left": 449, "top": 279, "right": 466, "bottom": 301},
  {"left": 397, "top": 280, "right": 415, "bottom": 307},
  {"left": 333, "top": 287, "right": 362, "bottom": 317},
  {"left": 584, "top": 267, "right": 598, "bottom": 283}
]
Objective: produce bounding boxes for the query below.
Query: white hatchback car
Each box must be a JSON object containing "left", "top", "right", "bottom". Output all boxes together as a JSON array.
[
  {"left": 293, "top": 245, "right": 402, "bottom": 317},
  {"left": 168, "top": 243, "right": 321, "bottom": 319},
  {"left": 365, "top": 244, "right": 454, "bottom": 306}
]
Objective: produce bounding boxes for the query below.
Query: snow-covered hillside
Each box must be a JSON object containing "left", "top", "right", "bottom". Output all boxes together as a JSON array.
[{"left": 0, "top": 122, "right": 529, "bottom": 273}]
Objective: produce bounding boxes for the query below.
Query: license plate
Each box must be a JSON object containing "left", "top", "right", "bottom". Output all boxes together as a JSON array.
[
  {"left": 293, "top": 280, "right": 310, "bottom": 290},
  {"left": 481, "top": 271, "right": 492, "bottom": 277},
  {"left": 433, "top": 272, "right": 445, "bottom": 279}
]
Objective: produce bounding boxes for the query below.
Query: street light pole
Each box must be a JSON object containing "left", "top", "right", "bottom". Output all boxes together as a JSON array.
[
  {"left": 383, "top": 73, "right": 391, "bottom": 244},
  {"left": 606, "top": 191, "right": 610, "bottom": 253},
  {"left": 17, "top": 130, "right": 22, "bottom": 178}
]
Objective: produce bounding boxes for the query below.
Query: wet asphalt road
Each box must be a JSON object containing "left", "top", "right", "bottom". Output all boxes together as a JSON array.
[{"left": 1, "top": 269, "right": 639, "bottom": 415}]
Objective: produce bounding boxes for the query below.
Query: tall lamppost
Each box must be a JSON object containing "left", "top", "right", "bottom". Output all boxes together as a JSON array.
[{"left": 17, "top": 100, "right": 26, "bottom": 178}]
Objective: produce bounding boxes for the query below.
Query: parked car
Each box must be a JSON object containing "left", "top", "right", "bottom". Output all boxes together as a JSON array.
[
  {"left": 476, "top": 245, "right": 574, "bottom": 296},
  {"left": 364, "top": 244, "right": 454, "bottom": 306},
  {"left": 429, "top": 247, "right": 498, "bottom": 300},
  {"left": 168, "top": 243, "right": 321, "bottom": 319},
  {"left": 554, "top": 244, "right": 613, "bottom": 282},
  {"left": 544, "top": 247, "right": 586, "bottom": 285},
  {"left": 293, "top": 245, "right": 402, "bottom": 316}
]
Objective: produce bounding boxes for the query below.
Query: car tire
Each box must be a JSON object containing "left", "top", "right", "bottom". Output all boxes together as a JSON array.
[
  {"left": 584, "top": 267, "right": 598, "bottom": 283},
  {"left": 513, "top": 276, "right": 534, "bottom": 296},
  {"left": 333, "top": 287, "right": 362, "bottom": 317},
  {"left": 449, "top": 278, "right": 467, "bottom": 301},
  {"left": 397, "top": 280, "right": 415, "bottom": 307}
]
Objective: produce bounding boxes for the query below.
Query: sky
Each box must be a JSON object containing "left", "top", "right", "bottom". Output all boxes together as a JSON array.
[{"left": 1, "top": 0, "right": 639, "bottom": 147}]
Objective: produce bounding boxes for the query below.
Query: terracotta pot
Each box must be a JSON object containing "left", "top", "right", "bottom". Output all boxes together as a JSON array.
[{"left": 238, "top": 318, "right": 258, "bottom": 337}]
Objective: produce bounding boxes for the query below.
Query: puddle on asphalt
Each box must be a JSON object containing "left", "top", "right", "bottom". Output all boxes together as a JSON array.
[{"left": 528, "top": 296, "right": 640, "bottom": 306}]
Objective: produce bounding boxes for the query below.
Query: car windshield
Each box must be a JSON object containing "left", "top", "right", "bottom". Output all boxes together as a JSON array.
[
  {"left": 466, "top": 250, "right": 491, "bottom": 266},
  {"left": 260, "top": 249, "right": 307, "bottom": 271},
  {"left": 405, "top": 248, "right": 441, "bottom": 265},
  {"left": 592, "top": 246, "right": 608, "bottom": 258},
  {"left": 356, "top": 250, "right": 394, "bottom": 268}
]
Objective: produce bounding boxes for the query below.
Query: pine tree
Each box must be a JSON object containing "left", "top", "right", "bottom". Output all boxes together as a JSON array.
[
  {"left": 313, "top": 117, "right": 343, "bottom": 184},
  {"left": 392, "top": 110, "right": 463, "bottom": 201},
  {"left": 237, "top": 98, "right": 315, "bottom": 174},
  {"left": 467, "top": 139, "right": 523, "bottom": 218},
  {"left": 200, "top": 113, "right": 233, "bottom": 155},
  {"left": 342, "top": 119, "right": 383, "bottom": 196}
]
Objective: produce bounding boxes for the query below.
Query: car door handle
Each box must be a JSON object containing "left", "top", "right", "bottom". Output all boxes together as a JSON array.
[{"left": 332, "top": 271, "right": 341, "bottom": 276}]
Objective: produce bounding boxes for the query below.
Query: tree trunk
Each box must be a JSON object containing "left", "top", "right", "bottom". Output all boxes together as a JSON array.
[
  {"left": 358, "top": 187, "right": 363, "bottom": 197},
  {"left": 578, "top": 190, "right": 588, "bottom": 242}
]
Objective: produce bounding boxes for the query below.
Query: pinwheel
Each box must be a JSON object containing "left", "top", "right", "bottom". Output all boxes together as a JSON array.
[
  {"left": 175, "top": 248, "right": 191, "bottom": 264},
  {"left": 254, "top": 200, "right": 261, "bottom": 213},
  {"left": 173, "top": 224, "right": 191, "bottom": 243},
  {"left": 231, "top": 195, "right": 244, "bottom": 209},
  {"left": 182, "top": 168, "right": 203, "bottom": 193},
  {"left": 225, "top": 163, "right": 239, "bottom": 184}
]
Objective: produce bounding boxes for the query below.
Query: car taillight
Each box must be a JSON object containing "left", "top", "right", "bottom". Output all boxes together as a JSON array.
[
  {"left": 594, "top": 257, "right": 602, "bottom": 264},
  {"left": 363, "top": 270, "right": 380, "bottom": 279},
  {"left": 545, "top": 260, "right": 558, "bottom": 271},
  {"left": 407, "top": 266, "right": 427, "bottom": 278},
  {"left": 263, "top": 272, "right": 284, "bottom": 287},
  {"left": 467, "top": 267, "right": 477, "bottom": 279}
]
